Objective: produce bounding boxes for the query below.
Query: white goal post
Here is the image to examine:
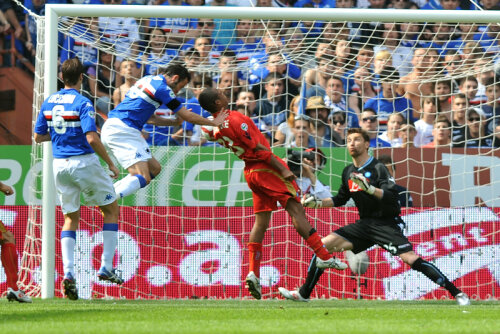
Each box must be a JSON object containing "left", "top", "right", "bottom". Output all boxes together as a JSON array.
[{"left": 30, "top": 4, "right": 500, "bottom": 299}]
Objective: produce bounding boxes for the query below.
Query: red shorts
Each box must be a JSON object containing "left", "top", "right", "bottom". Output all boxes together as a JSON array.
[{"left": 244, "top": 168, "right": 300, "bottom": 213}]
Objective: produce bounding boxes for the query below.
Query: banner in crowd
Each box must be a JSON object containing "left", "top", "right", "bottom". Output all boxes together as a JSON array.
[
  {"left": 1, "top": 206, "right": 498, "bottom": 300},
  {"left": 1, "top": 146, "right": 499, "bottom": 207}
]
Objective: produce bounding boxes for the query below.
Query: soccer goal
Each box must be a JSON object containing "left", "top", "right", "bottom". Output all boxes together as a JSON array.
[{"left": 21, "top": 4, "right": 500, "bottom": 300}]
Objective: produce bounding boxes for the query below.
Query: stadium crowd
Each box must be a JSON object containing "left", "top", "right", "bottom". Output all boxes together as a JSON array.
[{"left": 1, "top": 0, "right": 499, "bottom": 149}]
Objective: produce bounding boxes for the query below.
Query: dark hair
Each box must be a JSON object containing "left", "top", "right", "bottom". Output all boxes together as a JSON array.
[
  {"left": 377, "top": 154, "right": 393, "bottom": 168},
  {"left": 198, "top": 88, "right": 220, "bottom": 113},
  {"left": 459, "top": 76, "right": 478, "bottom": 86},
  {"left": 263, "top": 72, "right": 284, "bottom": 83},
  {"left": 379, "top": 66, "right": 399, "bottom": 82},
  {"left": 221, "top": 49, "right": 236, "bottom": 59},
  {"left": 61, "top": 58, "right": 84, "bottom": 86},
  {"left": 159, "top": 63, "right": 191, "bottom": 83},
  {"left": 190, "top": 72, "right": 213, "bottom": 88},
  {"left": 483, "top": 77, "right": 499, "bottom": 88},
  {"left": 347, "top": 128, "right": 370, "bottom": 143},
  {"left": 434, "top": 115, "right": 452, "bottom": 128}
]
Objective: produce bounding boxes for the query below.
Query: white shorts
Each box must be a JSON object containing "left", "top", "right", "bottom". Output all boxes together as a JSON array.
[
  {"left": 101, "top": 118, "right": 152, "bottom": 169},
  {"left": 53, "top": 154, "right": 116, "bottom": 214}
]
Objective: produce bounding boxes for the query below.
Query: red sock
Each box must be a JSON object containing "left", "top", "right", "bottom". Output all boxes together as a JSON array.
[
  {"left": 305, "top": 232, "right": 330, "bottom": 261},
  {"left": 248, "top": 242, "right": 262, "bottom": 278},
  {"left": 1, "top": 243, "right": 19, "bottom": 290}
]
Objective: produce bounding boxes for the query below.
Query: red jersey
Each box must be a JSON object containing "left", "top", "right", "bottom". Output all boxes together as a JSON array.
[{"left": 212, "top": 110, "right": 283, "bottom": 170}]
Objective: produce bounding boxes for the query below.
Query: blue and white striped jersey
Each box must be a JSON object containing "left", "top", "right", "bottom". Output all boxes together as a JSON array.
[
  {"left": 35, "top": 89, "right": 97, "bottom": 158},
  {"left": 108, "top": 75, "right": 183, "bottom": 131}
]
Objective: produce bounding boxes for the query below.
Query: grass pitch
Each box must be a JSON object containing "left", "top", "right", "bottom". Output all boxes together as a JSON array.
[{"left": 0, "top": 299, "right": 499, "bottom": 334}]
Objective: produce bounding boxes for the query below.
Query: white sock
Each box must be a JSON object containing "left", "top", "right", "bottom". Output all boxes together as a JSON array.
[
  {"left": 101, "top": 223, "right": 118, "bottom": 271},
  {"left": 114, "top": 174, "right": 147, "bottom": 198},
  {"left": 61, "top": 232, "right": 76, "bottom": 278}
]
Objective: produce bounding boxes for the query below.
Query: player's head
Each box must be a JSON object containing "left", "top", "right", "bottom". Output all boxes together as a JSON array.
[
  {"left": 346, "top": 128, "right": 370, "bottom": 158},
  {"left": 61, "top": 58, "right": 84, "bottom": 87},
  {"left": 160, "top": 64, "right": 191, "bottom": 94},
  {"left": 199, "top": 88, "right": 228, "bottom": 114}
]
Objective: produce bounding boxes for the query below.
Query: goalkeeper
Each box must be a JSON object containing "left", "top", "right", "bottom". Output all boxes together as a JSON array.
[
  {"left": 279, "top": 128, "right": 470, "bottom": 306},
  {"left": 198, "top": 88, "right": 347, "bottom": 300}
]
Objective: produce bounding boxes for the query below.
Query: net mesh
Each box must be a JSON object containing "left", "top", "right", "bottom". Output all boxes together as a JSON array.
[{"left": 17, "top": 5, "right": 500, "bottom": 300}]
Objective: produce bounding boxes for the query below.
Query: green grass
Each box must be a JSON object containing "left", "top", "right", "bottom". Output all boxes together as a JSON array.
[{"left": 1, "top": 299, "right": 499, "bottom": 334}]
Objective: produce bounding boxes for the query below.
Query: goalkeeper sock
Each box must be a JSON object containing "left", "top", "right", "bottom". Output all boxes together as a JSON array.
[
  {"left": 1, "top": 243, "right": 19, "bottom": 290},
  {"left": 299, "top": 254, "right": 324, "bottom": 299},
  {"left": 61, "top": 230, "right": 76, "bottom": 278},
  {"left": 114, "top": 174, "right": 147, "bottom": 198},
  {"left": 101, "top": 223, "right": 118, "bottom": 270},
  {"left": 411, "top": 257, "right": 461, "bottom": 297},
  {"left": 305, "top": 231, "right": 330, "bottom": 261},
  {"left": 248, "top": 242, "right": 262, "bottom": 278}
]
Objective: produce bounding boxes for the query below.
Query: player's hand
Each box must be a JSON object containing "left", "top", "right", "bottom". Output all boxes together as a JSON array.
[
  {"left": 0, "top": 183, "right": 14, "bottom": 196},
  {"left": 350, "top": 172, "right": 376, "bottom": 195},
  {"left": 301, "top": 194, "right": 322, "bottom": 208},
  {"left": 211, "top": 109, "right": 229, "bottom": 127},
  {"left": 108, "top": 165, "right": 120, "bottom": 179},
  {"left": 281, "top": 169, "right": 296, "bottom": 181}
]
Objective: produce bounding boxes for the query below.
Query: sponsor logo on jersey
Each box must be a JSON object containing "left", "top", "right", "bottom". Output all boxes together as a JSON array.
[
  {"left": 241, "top": 123, "right": 248, "bottom": 132},
  {"left": 348, "top": 179, "right": 362, "bottom": 192}
]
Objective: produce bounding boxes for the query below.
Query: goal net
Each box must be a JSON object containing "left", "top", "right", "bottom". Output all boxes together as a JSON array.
[{"left": 17, "top": 4, "right": 500, "bottom": 300}]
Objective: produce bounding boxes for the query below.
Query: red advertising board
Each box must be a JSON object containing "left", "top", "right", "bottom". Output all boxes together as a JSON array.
[{"left": 1, "top": 206, "right": 499, "bottom": 300}]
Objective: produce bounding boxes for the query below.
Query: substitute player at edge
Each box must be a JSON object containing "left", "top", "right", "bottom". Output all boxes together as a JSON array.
[
  {"left": 279, "top": 128, "right": 470, "bottom": 306},
  {"left": 198, "top": 88, "right": 347, "bottom": 300}
]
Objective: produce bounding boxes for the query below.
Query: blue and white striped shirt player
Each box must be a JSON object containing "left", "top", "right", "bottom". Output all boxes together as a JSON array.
[{"left": 35, "top": 88, "right": 97, "bottom": 158}]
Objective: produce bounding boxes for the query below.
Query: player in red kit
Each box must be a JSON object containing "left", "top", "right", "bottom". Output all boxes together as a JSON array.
[
  {"left": 198, "top": 88, "right": 347, "bottom": 300},
  {"left": 0, "top": 181, "right": 32, "bottom": 303}
]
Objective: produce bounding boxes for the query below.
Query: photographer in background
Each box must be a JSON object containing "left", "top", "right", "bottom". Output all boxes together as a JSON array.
[{"left": 287, "top": 148, "right": 331, "bottom": 199}]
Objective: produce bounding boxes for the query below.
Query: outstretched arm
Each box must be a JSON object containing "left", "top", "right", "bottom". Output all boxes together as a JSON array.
[
  {"left": 146, "top": 114, "right": 183, "bottom": 127},
  {"left": 177, "top": 107, "right": 229, "bottom": 127},
  {"left": 34, "top": 132, "right": 51, "bottom": 143}
]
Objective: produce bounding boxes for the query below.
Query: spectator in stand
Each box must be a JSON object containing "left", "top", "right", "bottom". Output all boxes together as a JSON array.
[
  {"left": 456, "top": 23, "right": 478, "bottom": 50},
  {"left": 419, "top": 22, "right": 462, "bottom": 57},
  {"left": 182, "top": 48, "right": 202, "bottom": 72},
  {"left": 323, "top": 76, "right": 359, "bottom": 128},
  {"left": 255, "top": 73, "right": 288, "bottom": 140},
  {"left": 192, "top": 36, "right": 221, "bottom": 68},
  {"left": 422, "top": 116, "right": 452, "bottom": 148},
  {"left": 289, "top": 114, "right": 316, "bottom": 148},
  {"left": 373, "top": 23, "right": 413, "bottom": 77},
  {"left": 249, "top": 49, "right": 301, "bottom": 90},
  {"left": 305, "top": 96, "right": 341, "bottom": 148},
  {"left": 112, "top": 59, "right": 140, "bottom": 106},
  {"left": 364, "top": 66, "right": 414, "bottom": 130},
  {"left": 294, "top": 0, "right": 335, "bottom": 8},
  {"left": 359, "top": 109, "right": 391, "bottom": 147},
  {"left": 378, "top": 113, "right": 404, "bottom": 147},
  {"left": 372, "top": 49, "right": 392, "bottom": 93},
  {"left": 98, "top": 0, "right": 140, "bottom": 60},
  {"left": 275, "top": 95, "right": 301, "bottom": 147},
  {"left": 138, "top": 28, "right": 178, "bottom": 76},
  {"left": 357, "top": 0, "right": 388, "bottom": 46},
  {"left": 459, "top": 76, "right": 480, "bottom": 105},
  {"left": 328, "top": 111, "right": 348, "bottom": 146},
  {"left": 229, "top": 19, "right": 263, "bottom": 64},
  {"left": 24, "top": 0, "right": 46, "bottom": 62},
  {"left": 443, "top": 50, "right": 462, "bottom": 90},
  {"left": 414, "top": 96, "right": 438, "bottom": 147},
  {"left": 421, "top": 0, "right": 461, "bottom": 10},
  {"left": 377, "top": 154, "right": 413, "bottom": 207},
  {"left": 399, "top": 122, "right": 417, "bottom": 148},
  {"left": 60, "top": 17, "right": 99, "bottom": 68},
  {"left": 235, "top": 90, "right": 258, "bottom": 118},
  {"left": 206, "top": 0, "right": 237, "bottom": 46},
  {"left": 217, "top": 71, "right": 241, "bottom": 110},
  {"left": 214, "top": 50, "right": 246, "bottom": 85},
  {"left": 182, "top": 18, "right": 225, "bottom": 52},
  {"left": 399, "top": 19, "right": 422, "bottom": 49},
  {"left": 453, "top": 107, "right": 498, "bottom": 148},
  {"left": 473, "top": 22, "right": 500, "bottom": 54},
  {"left": 434, "top": 79, "right": 453, "bottom": 116},
  {"left": 460, "top": 41, "right": 482, "bottom": 72},
  {"left": 398, "top": 48, "right": 440, "bottom": 118},
  {"left": 304, "top": 54, "right": 336, "bottom": 96},
  {"left": 297, "top": 41, "right": 334, "bottom": 72},
  {"left": 350, "top": 67, "right": 377, "bottom": 118},
  {"left": 451, "top": 93, "right": 468, "bottom": 142},
  {"left": 181, "top": 73, "right": 215, "bottom": 146},
  {"left": 473, "top": 58, "right": 495, "bottom": 105},
  {"left": 83, "top": 50, "right": 119, "bottom": 126},
  {"left": 481, "top": 78, "right": 500, "bottom": 120},
  {"left": 148, "top": 0, "right": 198, "bottom": 49}
]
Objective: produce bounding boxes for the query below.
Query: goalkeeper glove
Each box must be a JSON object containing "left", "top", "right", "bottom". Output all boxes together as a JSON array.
[
  {"left": 301, "top": 194, "right": 323, "bottom": 208},
  {"left": 350, "top": 172, "right": 376, "bottom": 195}
]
